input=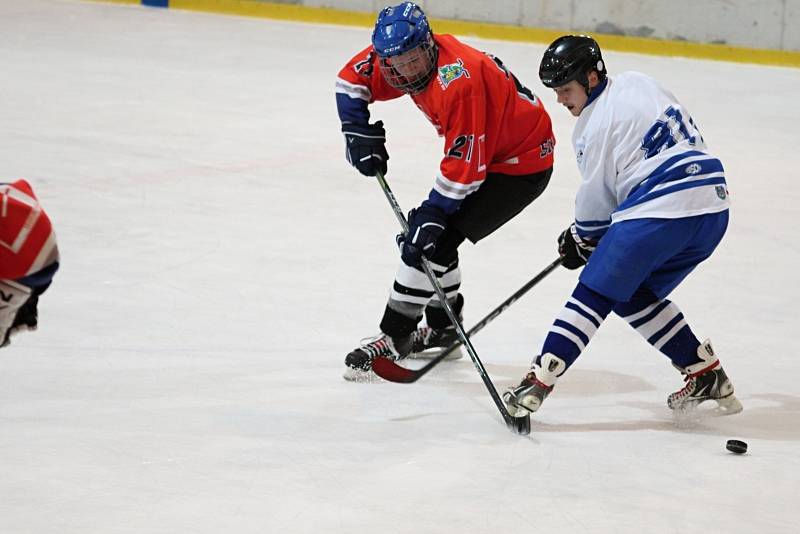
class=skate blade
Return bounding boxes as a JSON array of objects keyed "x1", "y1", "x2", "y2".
[
  {"x1": 672, "y1": 394, "x2": 743, "y2": 422},
  {"x1": 11, "y1": 324, "x2": 37, "y2": 335},
  {"x1": 503, "y1": 400, "x2": 526, "y2": 418},
  {"x1": 713, "y1": 394, "x2": 743, "y2": 415},
  {"x1": 505, "y1": 402, "x2": 538, "y2": 418},
  {"x1": 408, "y1": 346, "x2": 464, "y2": 361}
]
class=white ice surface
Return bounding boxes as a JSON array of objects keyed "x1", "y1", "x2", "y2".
[{"x1": 0, "y1": 1, "x2": 799, "y2": 533}]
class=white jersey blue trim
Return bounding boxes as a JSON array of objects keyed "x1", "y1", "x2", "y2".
[
  {"x1": 574, "y1": 218, "x2": 611, "y2": 240},
  {"x1": 571, "y1": 72, "x2": 730, "y2": 237}
]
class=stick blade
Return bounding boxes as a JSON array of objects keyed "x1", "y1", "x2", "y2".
[
  {"x1": 372, "y1": 356, "x2": 419, "y2": 383},
  {"x1": 508, "y1": 414, "x2": 531, "y2": 435}
]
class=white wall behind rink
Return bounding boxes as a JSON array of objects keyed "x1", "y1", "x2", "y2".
[{"x1": 272, "y1": 0, "x2": 800, "y2": 52}]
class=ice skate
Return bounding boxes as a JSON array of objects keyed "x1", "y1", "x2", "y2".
[
  {"x1": 2, "y1": 295, "x2": 39, "y2": 347},
  {"x1": 343, "y1": 333, "x2": 412, "y2": 381},
  {"x1": 408, "y1": 325, "x2": 463, "y2": 361},
  {"x1": 503, "y1": 353, "x2": 566, "y2": 416},
  {"x1": 0, "y1": 281, "x2": 35, "y2": 348},
  {"x1": 667, "y1": 339, "x2": 743, "y2": 416}
]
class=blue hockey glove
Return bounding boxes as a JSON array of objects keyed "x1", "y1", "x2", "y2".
[
  {"x1": 558, "y1": 223, "x2": 596, "y2": 270},
  {"x1": 397, "y1": 204, "x2": 447, "y2": 267},
  {"x1": 342, "y1": 121, "x2": 389, "y2": 177}
]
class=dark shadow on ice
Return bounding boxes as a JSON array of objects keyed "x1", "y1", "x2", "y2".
[
  {"x1": 417, "y1": 362, "x2": 800, "y2": 441},
  {"x1": 444, "y1": 363, "x2": 658, "y2": 396}
]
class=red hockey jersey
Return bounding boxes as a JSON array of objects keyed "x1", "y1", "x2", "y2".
[
  {"x1": 336, "y1": 34, "x2": 554, "y2": 213},
  {"x1": 0, "y1": 179, "x2": 59, "y2": 280}
]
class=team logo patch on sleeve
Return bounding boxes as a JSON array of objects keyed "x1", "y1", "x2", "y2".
[
  {"x1": 437, "y1": 59, "x2": 470, "y2": 90},
  {"x1": 685, "y1": 163, "x2": 701, "y2": 175}
]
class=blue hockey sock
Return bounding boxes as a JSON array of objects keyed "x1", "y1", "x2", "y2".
[
  {"x1": 659, "y1": 325, "x2": 702, "y2": 369},
  {"x1": 538, "y1": 282, "x2": 615, "y2": 368},
  {"x1": 614, "y1": 289, "x2": 701, "y2": 369}
]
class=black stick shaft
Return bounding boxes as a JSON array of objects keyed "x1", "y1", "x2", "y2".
[
  {"x1": 427, "y1": 256, "x2": 562, "y2": 365},
  {"x1": 373, "y1": 256, "x2": 562, "y2": 383},
  {"x1": 375, "y1": 171, "x2": 521, "y2": 430}
]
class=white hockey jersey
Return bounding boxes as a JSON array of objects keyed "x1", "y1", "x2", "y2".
[{"x1": 571, "y1": 72, "x2": 730, "y2": 241}]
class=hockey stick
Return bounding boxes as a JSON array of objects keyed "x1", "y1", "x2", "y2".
[
  {"x1": 373, "y1": 256, "x2": 563, "y2": 384},
  {"x1": 374, "y1": 170, "x2": 531, "y2": 436}
]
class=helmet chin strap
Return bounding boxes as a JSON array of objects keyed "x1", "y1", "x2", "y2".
[
  {"x1": 578, "y1": 59, "x2": 605, "y2": 96},
  {"x1": 578, "y1": 70, "x2": 593, "y2": 96}
]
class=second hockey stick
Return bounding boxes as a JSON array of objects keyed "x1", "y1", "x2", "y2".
[
  {"x1": 372, "y1": 256, "x2": 563, "y2": 384},
  {"x1": 374, "y1": 171, "x2": 531, "y2": 436}
]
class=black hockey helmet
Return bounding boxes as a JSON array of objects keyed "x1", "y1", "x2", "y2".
[{"x1": 539, "y1": 35, "x2": 606, "y2": 91}]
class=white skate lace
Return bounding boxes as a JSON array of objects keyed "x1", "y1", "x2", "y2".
[
  {"x1": 414, "y1": 326, "x2": 433, "y2": 347},
  {"x1": 511, "y1": 373, "x2": 552, "y2": 399},
  {"x1": 358, "y1": 334, "x2": 399, "y2": 358}
]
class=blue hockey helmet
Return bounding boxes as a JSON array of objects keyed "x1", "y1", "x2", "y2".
[
  {"x1": 539, "y1": 35, "x2": 606, "y2": 92},
  {"x1": 372, "y1": 2, "x2": 438, "y2": 94}
]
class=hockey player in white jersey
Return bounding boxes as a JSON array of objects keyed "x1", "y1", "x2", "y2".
[{"x1": 504, "y1": 35, "x2": 742, "y2": 417}]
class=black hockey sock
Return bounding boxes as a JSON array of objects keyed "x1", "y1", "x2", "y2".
[
  {"x1": 425, "y1": 293, "x2": 464, "y2": 330},
  {"x1": 379, "y1": 305, "x2": 420, "y2": 339}
]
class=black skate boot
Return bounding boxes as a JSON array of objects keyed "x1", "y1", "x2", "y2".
[
  {"x1": 343, "y1": 333, "x2": 412, "y2": 380},
  {"x1": 13, "y1": 294, "x2": 38, "y2": 331},
  {"x1": 0, "y1": 282, "x2": 36, "y2": 348},
  {"x1": 667, "y1": 339, "x2": 742, "y2": 415},
  {"x1": 411, "y1": 295, "x2": 464, "y2": 360},
  {"x1": 503, "y1": 354, "x2": 566, "y2": 416},
  {"x1": 409, "y1": 325, "x2": 463, "y2": 360},
  {"x1": 3, "y1": 295, "x2": 39, "y2": 347}
]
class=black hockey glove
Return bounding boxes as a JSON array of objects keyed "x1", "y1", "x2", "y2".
[
  {"x1": 342, "y1": 121, "x2": 389, "y2": 177},
  {"x1": 397, "y1": 204, "x2": 447, "y2": 267},
  {"x1": 558, "y1": 223, "x2": 597, "y2": 270}
]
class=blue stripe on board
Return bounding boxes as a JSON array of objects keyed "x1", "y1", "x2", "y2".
[{"x1": 143, "y1": 0, "x2": 169, "y2": 7}]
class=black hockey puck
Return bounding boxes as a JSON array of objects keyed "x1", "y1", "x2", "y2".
[{"x1": 726, "y1": 439, "x2": 747, "y2": 454}]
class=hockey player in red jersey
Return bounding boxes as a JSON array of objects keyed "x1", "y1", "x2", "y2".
[
  {"x1": 0, "y1": 179, "x2": 59, "y2": 348},
  {"x1": 336, "y1": 2, "x2": 555, "y2": 377}
]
